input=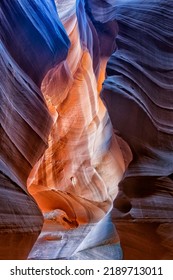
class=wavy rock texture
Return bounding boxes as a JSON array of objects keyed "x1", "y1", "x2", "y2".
[
  {"x1": 100, "y1": 0, "x2": 173, "y2": 259},
  {"x1": 0, "y1": 0, "x2": 70, "y2": 86},
  {"x1": 1, "y1": 0, "x2": 173, "y2": 260},
  {"x1": 28, "y1": 0, "x2": 126, "y2": 260},
  {"x1": 0, "y1": 41, "x2": 48, "y2": 259},
  {"x1": 0, "y1": 0, "x2": 67, "y2": 259}
]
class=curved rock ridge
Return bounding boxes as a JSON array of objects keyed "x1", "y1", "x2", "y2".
[
  {"x1": 0, "y1": 41, "x2": 53, "y2": 192},
  {"x1": 0, "y1": 0, "x2": 68, "y2": 259},
  {"x1": 101, "y1": 0, "x2": 173, "y2": 177},
  {"x1": 28, "y1": 0, "x2": 126, "y2": 229},
  {"x1": 85, "y1": 0, "x2": 118, "y2": 23},
  {"x1": 0, "y1": 40, "x2": 54, "y2": 258},
  {"x1": 27, "y1": 0, "x2": 127, "y2": 259},
  {"x1": 0, "y1": 172, "x2": 43, "y2": 259},
  {"x1": 100, "y1": 0, "x2": 173, "y2": 259},
  {"x1": 0, "y1": 0, "x2": 70, "y2": 86},
  {"x1": 1, "y1": 0, "x2": 173, "y2": 260}
]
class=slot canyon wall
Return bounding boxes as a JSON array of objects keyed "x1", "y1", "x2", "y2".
[{"x1": 0, "y1": 0, "x2": 173, "y2": 259}]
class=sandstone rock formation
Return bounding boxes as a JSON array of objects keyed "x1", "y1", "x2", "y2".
[
  {"x1": 0, "y1": 0, "x2": 173, "y2": 260},
  {"x1": 100, "y1": 0, "x2": 173, "y2": 259},
  {"x1": 0, "y1": 41, "x2": 47, "y2": 259},
  {"x1": 0, "y1": 0, "x2": 67, "y2": 259},
  {"x1": 28, "y1": 0, "x2": 126, "y2": 259}
]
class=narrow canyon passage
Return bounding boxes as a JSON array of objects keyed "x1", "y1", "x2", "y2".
[{"x1": 0, "y1": 0, "x2": 173, "y2": 259}]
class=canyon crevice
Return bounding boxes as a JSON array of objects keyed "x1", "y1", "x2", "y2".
[{"x1": 0, "y1": 0, "x2": 173, "y2": 259}]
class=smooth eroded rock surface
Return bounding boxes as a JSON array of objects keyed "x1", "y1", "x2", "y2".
[
  {"x1": 101, "y1": 0, "x2": 173, "y2": 259},
  {"x1": 1, "y1": 0, "x2": 173, "y2": 259}
]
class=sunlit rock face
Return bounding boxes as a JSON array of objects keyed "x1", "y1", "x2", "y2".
[
  {"x1": 100, "y1": 0, "x2": 173, "y2": 259},
  {"x1": 1, "y1": 0, "x2": 173, "y2": 260},
  {"x1": 28, "y1": 0, "x2": 126, "y2": 259},
  {"x1": 0, "y1": 0, "x2": 127, "y2": 260}
]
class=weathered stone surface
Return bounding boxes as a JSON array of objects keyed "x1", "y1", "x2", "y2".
[
  {"x1": 0, "y1": 172, "x2": 43, "y2": 259},
  {"x1": 1, "y1": 0, "x2": 173, "y2": 260},
  {"x1": 0, "y1": 0, "x2": 70, "y2": 86},
  {"x1": 101, "y1": 0, "x2": 173, "y2": 259},
  {"x1": 0, "y1": 0, "x2": 126, "y2": 259},
  {"x1": 0, "y1": 41, "x2": 50, "y2": 259},
  {"x1": 28, "y1": 0, "x2": 126, "y2": 259},
  {"x1": 0, "y1": 0, "x2": 68, "y2": 259}
]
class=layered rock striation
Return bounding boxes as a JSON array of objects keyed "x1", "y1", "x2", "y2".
[
  {"x1": 0, "y1": 41, "x2": 47, "y2": 259},
  {"x1": 0, "y1": 0, "x2": 68, "y2": 259},
  {"x1": 28, "y1": 0, "x2": 126, "y2": 259},
  {"x1": 0, "y1": 0, "x2": 173, "y2": 260},
  {"x1": 100, "y1": 0, "x2": 173, "y2": 259}
]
